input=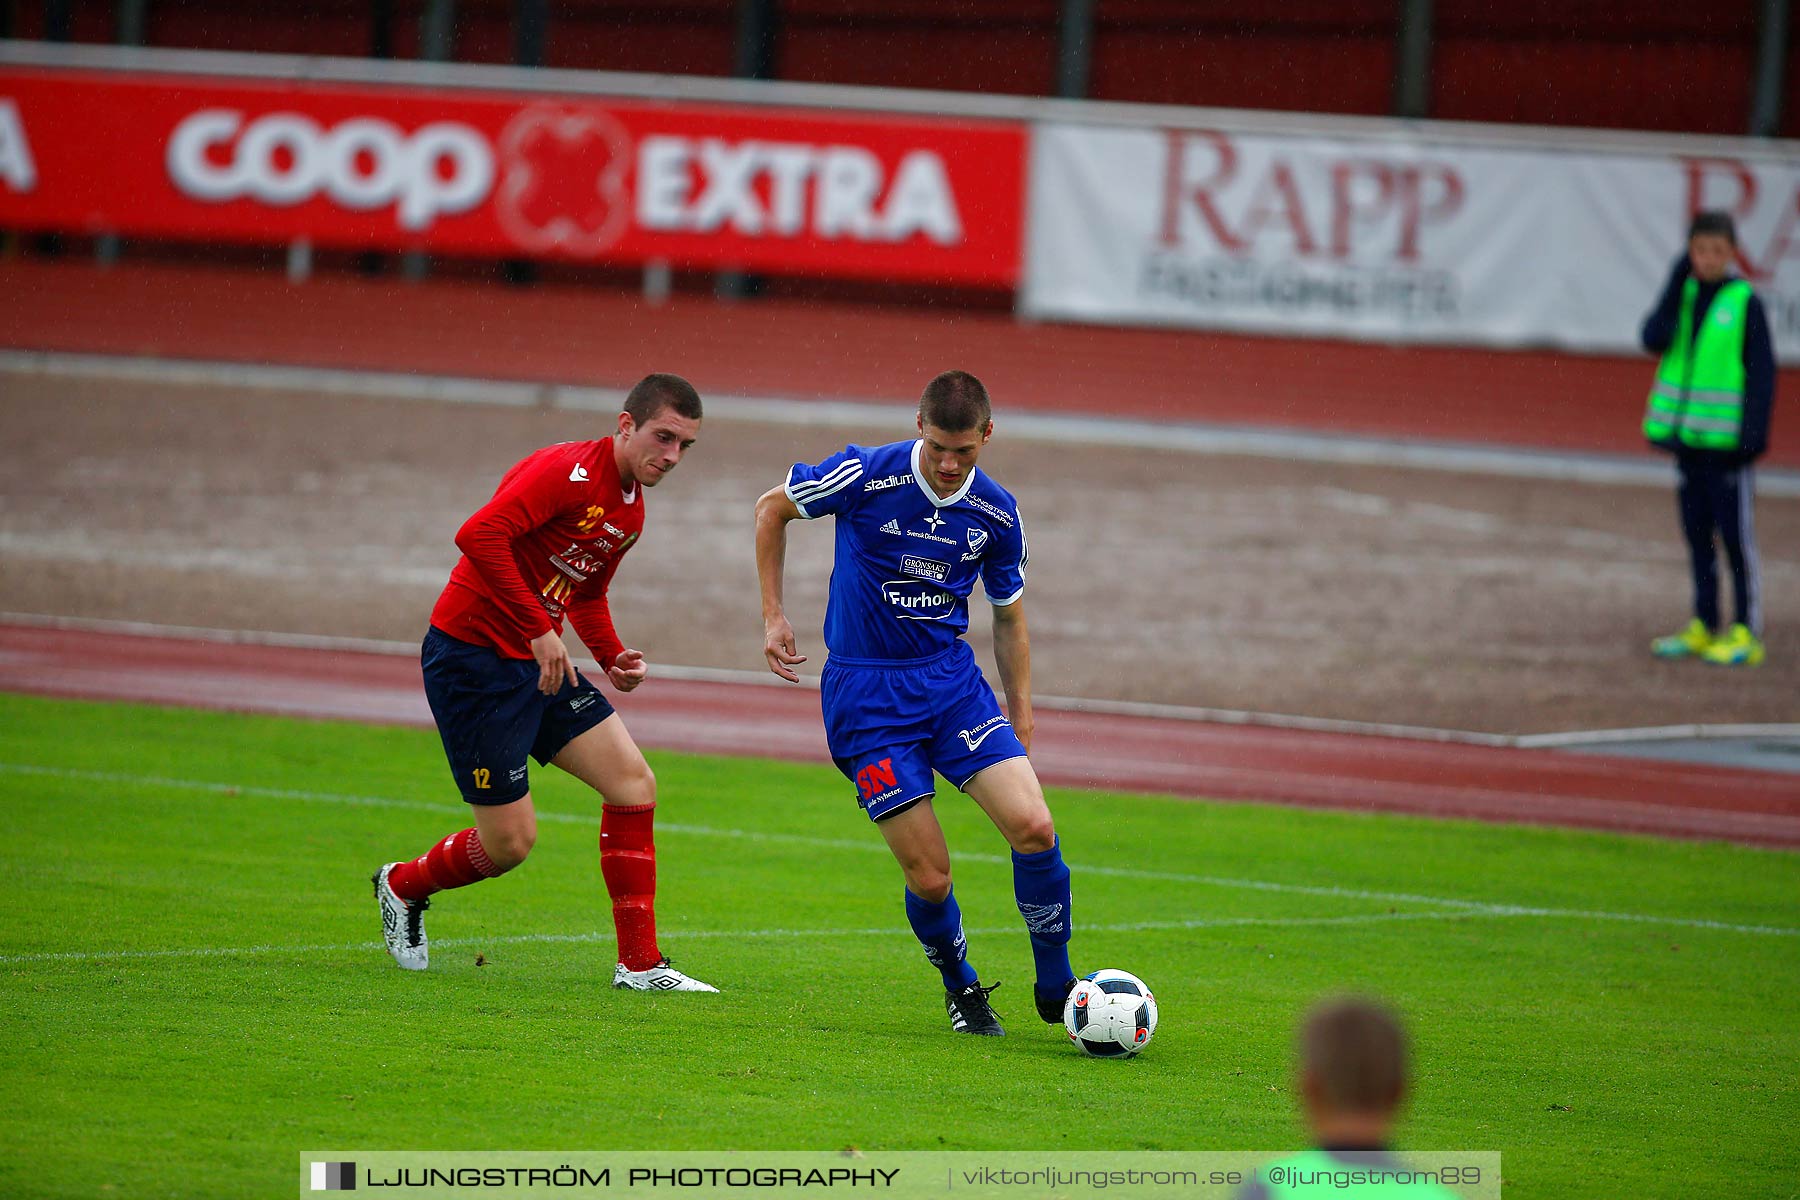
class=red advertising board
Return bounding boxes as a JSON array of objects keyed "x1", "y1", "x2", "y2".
[{"x1": 0, "y1": 67, "x2": 1024, "y2": 285}]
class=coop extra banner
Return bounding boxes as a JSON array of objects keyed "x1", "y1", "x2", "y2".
[
  {"x1": 1023, "y1": 123, "x2": 1800, "y2": 362},
  {"x1": 0, "y1": 66, "x2": 1024, "y2": 285}
]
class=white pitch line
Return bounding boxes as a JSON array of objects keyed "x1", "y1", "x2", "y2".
[
  {"x1": 3, "y1": 761, "x2": 1794, "y2": 940},
  {"x1": 0, "y1": 762, "x2": 1628, "y2": 915},
  {"x1": 0, "y1": 910, "x2": 1469, "y2": 967}
]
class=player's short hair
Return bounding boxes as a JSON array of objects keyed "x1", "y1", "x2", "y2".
[
  {"x1": 625, "y1": 373, "x2": 703, "y2": 424},
  {"x1": 1301, "y1": 997, "x2": 1408, "y2": 1115},
  {"x1": 918, "y1": 370, "x2": 991, "y2": 433},
  {"x1": 1689, "y1": 211, "x2": 1738, "y2": 245}
]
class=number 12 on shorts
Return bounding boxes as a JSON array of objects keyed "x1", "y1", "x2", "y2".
[{"x1": 471, "y1": 767, "x2": 491, "y2": 790}]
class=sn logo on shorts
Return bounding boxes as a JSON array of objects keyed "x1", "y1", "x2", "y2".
[{"x1": 856, "y1": 757, "x2": 899, "y2": 801}]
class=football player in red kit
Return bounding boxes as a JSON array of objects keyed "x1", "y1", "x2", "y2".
[{"x1": 374, "y1": 373, "x2": 716, "y2": 992}]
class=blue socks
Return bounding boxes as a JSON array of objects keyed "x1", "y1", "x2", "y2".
[
  {"x1": 1013, "y1": 836, "x2": 1074, "y2": 999},
  {"x1": 905, "y1": 886, "x2": 978, "y2": 990},
  {"x1": 906, "y1": 838, "x2": 1073, "y2": 997}
]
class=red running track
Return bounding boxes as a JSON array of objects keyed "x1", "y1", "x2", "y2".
[
  {"x1": 4, "y1": 259, "x2": 1797, "y2": 465},
  {"x1": 4, "y1": 625, "x2": 1797, "y2": 848}
]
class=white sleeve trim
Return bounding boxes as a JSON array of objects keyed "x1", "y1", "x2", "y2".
[
  {"x1": 785, "y1": 459, "x2": 862, "y2": 519},
  {"x1": 783, "y1": 478, "x2": 814, "y2": 519},
  {"x1": 984, "y1": 510, "x2": 1026, "y2": 606}
]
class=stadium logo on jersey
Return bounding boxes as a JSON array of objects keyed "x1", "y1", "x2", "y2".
[
  {"x1": 965, "y1": 528, "x2": 989, "y2": 555},
  {"x1": 864, "y1": 473, "x2": 912, "y2": 492},
  {"x1": 880, "y1": 519, "x2": 903, "y2": 536},
  {"x1": 881, "y1": 579, "x2": 956, "y2": 620},
  {"x1": 967, "y1": 495, "x2": 1015, "y2": 528},
  {"x1": 901, "y1": 555, "x2": 950, "y2": 583}
]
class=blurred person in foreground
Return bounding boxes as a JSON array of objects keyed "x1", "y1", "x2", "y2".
[
  {"x1": 754, "y1": 370, "x2": 1076, "y2": 1038},
  {"x1": 372, "y1": 373, "x2": 718, "y2": 992},
  {"x1": 1641, "y1": 210, "x2": 1776, "y2": 667},
  {"x1": 1239, "y1": 997, "x2": 1461, "y2": 1199}
]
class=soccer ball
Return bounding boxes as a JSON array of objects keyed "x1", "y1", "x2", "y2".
[{"x1": 1063, "y1": 969, "x2": 1158, "y2": 1058}]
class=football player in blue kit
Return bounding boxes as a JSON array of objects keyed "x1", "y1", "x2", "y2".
[{"x1": 754, "y1": 370, "x2": 1076, "y2": 1038}]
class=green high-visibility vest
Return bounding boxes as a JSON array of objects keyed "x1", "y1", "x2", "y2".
[
  {"x1": 1253, "y1": 1150, "x2": 1462, "y2": 1198},
  {"x1": 1643, "y1": 277, "x2": 1751, "y2": 452}
]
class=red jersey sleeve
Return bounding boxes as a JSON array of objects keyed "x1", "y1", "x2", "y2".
[
  {"x1": 452, "y1": 452, "x2": 578, "y2": 644},
  {"x1": 565, "y1": 542, "x2": 631, "y2": 670}
]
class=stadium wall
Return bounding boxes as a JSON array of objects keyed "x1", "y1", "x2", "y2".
[
  {"x1": 3, "y1": 41, "x2": 1799, "y2": 360},
  {"x1": 4, "y1": 1, "x2": 1791, "y2": 135}
]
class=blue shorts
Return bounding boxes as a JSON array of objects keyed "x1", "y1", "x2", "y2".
[
  {"x1": 420, "y1": 625, "x2": 616, "y2": 805},
  {"x1": 821, "y1": 640, "x2": 1028, "y2": 822}
]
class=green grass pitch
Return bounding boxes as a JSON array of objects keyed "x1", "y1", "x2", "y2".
[{"x1": 1, "y1": 693, "x2": 1796, "y2": 1199}]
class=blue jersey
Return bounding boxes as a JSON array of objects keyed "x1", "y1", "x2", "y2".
[{"x1": 785, "y1": 439, "x2": 1028, "y2": 662}]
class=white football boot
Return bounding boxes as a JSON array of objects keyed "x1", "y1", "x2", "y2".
[
  {"x1": 612, "y1": 958, "x2": 719, "y2": 992},
  {"x1": 373, "y1": 863, "x2": 430, "y2": 971}
]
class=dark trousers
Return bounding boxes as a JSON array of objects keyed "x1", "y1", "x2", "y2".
[{"x1": 1675, "y1": 456, "x2": 1760, "y2": 633}]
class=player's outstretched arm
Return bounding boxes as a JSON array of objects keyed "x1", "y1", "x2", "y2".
[
  {"x1": 754, "y1": 485, "x2": 809, "y2": 683},
  {"x1": 991, "y1": 598, "x2": 1035, "y2": 753}
]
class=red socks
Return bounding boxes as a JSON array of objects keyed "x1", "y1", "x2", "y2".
[
  {"x1": 386, "y1": 827, "x2": 501, "y2": 902},
  {"x1": 600, "y1": 801, "x2": 661, "y2": 970},
  {"x1": 385, "y1": 810, "x2": 660, "y2": 971}
]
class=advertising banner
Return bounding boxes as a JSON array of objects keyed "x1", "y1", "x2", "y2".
[
  {"x1": 1024, "y1": 123, "x2": 1800, "y2": 361},
  {"x1": 0, "y1": 67, "x2": 1024, "y2": 285}
]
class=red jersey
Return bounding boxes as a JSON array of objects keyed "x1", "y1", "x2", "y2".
[{"x1": 430, "y1": 438, "x2": 641, "y2": 665}]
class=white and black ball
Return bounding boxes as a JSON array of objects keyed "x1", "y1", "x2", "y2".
[{"x1": 1063, "y1": 969, "x2": 1158, "y2": 1058}]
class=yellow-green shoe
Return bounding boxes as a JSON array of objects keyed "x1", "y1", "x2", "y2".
[
  {"x1": 1650, "y1": 619, "x2": 1714, "y2": 659},
  {"x1": 1700, "y1": 623, "x2": 1766, "y2": 667}
]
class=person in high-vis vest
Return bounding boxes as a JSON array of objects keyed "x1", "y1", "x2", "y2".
[
  {"x1": 1237, "y1": 998, "x2": 1460, "y2": 1199},
  {"x1": 1640, "y1": 211, "x2": 1775, "y2": 667}
]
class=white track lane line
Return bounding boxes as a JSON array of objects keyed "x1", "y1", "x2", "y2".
[
  {"x1": 3, "y1": 761, "x2": 1794, "y2": 943},
  {"x1": 11, "y1": 611, "x2": 1800, "y2": 749},
  {"x1": 8, "y1": 348, "x2": 1800, "y2": 497}
]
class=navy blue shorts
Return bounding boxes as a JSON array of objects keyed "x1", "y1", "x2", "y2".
[
  {"x1": 821, "y1": 640, "x2": 1028, "y2": 822},
  {"x1": 420, "y1": 626, "x2": 617, "y2": 805}
]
